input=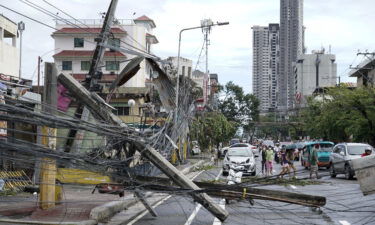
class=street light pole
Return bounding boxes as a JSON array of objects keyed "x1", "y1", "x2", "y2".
[
  {"x1": 175, "y1": 21, "x2": 229, "y2": 121},
  {"x1": 18, "y1": 21, "x2": 25, "y2": 79}
]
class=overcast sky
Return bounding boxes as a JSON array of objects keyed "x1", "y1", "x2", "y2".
[{"x1": 1, "y1": 0, "x2": 375, "y2": 93}]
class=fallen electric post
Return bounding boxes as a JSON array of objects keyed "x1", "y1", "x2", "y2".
[
  {"x1": 95, "y1": 176, "x2": 326, "y2": 208},
  {"x1": 57, "y1": 70, "x2": 229, "y2": 221}
]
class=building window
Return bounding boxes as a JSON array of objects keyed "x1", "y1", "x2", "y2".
[
  {"x1": 182, "y1": 66, "x2": 185, "y2": 76},
  {"x1": 113, "y1": 107, "x2": 130, "y2": 116},
  {"x1": 62, "y1": 61, "x2": 72, "y2": 70},
  {"x1": 108, "y1": 38, "x2": 120, "y2": 50},
  {"x1": 81, "y1": 61, "x2": 91, "y2": 71},
  {"x1": 106, "y1": 61, "x2": 119, "y2": 71},
  {"x1": 74, "y1": 38, "x2": 84, "y2": 48}
]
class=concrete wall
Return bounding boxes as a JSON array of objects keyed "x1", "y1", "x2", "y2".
[
  {"x1": 0, "y1": 15, "x2": 19, "y2": 77},
  {"x1": 295, "y1": 52, "x2": 337, "y2": 104}
]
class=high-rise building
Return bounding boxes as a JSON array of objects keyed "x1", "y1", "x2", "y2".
[
  {"x1": 252, "y1": 24, "x2": 279, "y2": 113},
  {"x1": 279, "y1": 0, "x2": 304, "y2": 110}
]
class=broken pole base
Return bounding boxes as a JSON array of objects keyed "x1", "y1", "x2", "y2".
[{"x1": 139, "y1": 144, "x2": 229, "y2": 222}]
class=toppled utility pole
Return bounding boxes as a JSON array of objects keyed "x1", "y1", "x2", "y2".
[
  {"x1": 65, "y1": 0, "x2": 119, "y2": 153},
  {"x1": 58, "y1": 71, "x2": 229, "y2": 221}
]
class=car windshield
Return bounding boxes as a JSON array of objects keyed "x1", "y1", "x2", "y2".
[
  {"x1": 348, "y1": 145, "x2": 372, "y2": 155},
  {"x1": 230, "y1": 144, "x2": 248, "y2": 148},
  {"x1": 317, "y1": 143, "x2": 334, "y2": 152},
  {"x1": 230, "y1": 139, "x2": 240, "y2": 145},
  {"x1": 228, "y1": 149, "x2": 252, "y2": 157}
]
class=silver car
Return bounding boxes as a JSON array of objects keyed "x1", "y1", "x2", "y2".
[
  {"x1": 223, "y1": 148, "x2": 256, "y2": 176},
  {"x1": 330, "y1": 143, "x2": 373, "y2": 179}
]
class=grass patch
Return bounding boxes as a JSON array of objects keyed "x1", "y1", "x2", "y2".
[
  {"x1": 0, "y1": 190, "x2": 17, "y2": 196},
  {"x1": 193, "y1": 164, "x2": 215, "y2": 172},
  {"x1": 241, "y1": 176, "x2": 322, "y2": 186},
  {"x1": 200, "y1": 176, "x2": 322, "y2": 187}
]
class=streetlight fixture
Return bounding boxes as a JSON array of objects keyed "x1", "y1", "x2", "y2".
[
  {"x1": 18, "y1": 21, "x2": 25, "y2": 79},
  {"x1": 175, "y1": 20, "x2": 229, "y2": 119}
]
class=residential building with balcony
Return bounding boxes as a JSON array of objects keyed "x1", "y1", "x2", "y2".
[{"x1": 52, "y1": 15, "x2": 158, "y2": 126}]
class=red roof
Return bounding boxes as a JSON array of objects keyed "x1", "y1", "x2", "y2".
[
  {"x1": 146, "y1": 33, "x2": 159, "y2": 44},
  {"x1": 53, "y1": 27, "x2": 126, "y2": 34},
  {"x1": 53, "y1": 50, "x2": 126, "y2": 58},
  {"x1": 135, "y1": 15, "x2": 153, "y2": 21},
  {"x1": 134, "y1": 15, "x2": 156, "y2": 28}
]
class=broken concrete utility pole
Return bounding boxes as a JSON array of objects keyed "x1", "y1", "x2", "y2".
[
  {"x1": 39, "y1": 62, "x2": 58, "y2": 209},
  {"x1": 65, "y1": 0, "x2": 119, "y2": 153},
  {"x1": 58, "y1": 71, "x2": 229, "y2": 221}
]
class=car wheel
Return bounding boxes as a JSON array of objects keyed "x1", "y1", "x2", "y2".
[
  {"x1": 344, "y1": 164, "x2": 353, "y2": 180},
  {"x1": 222, "y1": 171, "x2": 228, "y2": 176},
  {"x1": 251, "y1": 169, "x2": 256, "y2": 176},
  {"x1": 329, "y1": 164, "x2": 336, "y2": 178}
]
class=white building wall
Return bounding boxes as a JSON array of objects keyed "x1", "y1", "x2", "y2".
[
  {"x1": 0, "y1": 15, "x2": 19, "y2": 77},
  {"x1": 53, "y1": 19, "x2": 156, "y2": 88},
  {"x1": 295, "y1": 52, "x2": 337, "y2": 104},
  {"x1": 165, "y1": 56, "x2": 193, "y2": 77}
]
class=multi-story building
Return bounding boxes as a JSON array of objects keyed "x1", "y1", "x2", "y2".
[
  {"x1": 279, "y1": 0, "x2": 304, "y2": 110},
  {"x1": 192, "y1": 69, "x2": 205, "y2": 90},
  {"x1": 252, "y1": 24, "x2": 279, "y2": 113},
  {"x1": 294, "y1": 49, "x2": 337, "y2": 106},
  {"x1": 164, "y1": 56, "x2": 193, "y2": 78},
  {"x1": 349, "y1": 57, "x2": 375, "y2": 88},
  {"x1": 52, "y1": 15, "x2": 158, "y2": 123},
  {"x1": 0, "y1": 14, "x2": 19, "y2": 78}
]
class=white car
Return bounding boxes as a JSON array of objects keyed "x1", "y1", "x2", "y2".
[
  {"x1": 223, "y1": 148, "x2": 256, "y2": 176},
  {"x1": 191, "y1": 145, "x2": 201, "y2": 155},
  {"x1": 229, "y1": 143, "x2": 259, "y2": 158}
]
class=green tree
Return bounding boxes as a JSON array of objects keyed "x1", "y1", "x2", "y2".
[
  {"x1": 218, "y1": 81, "x2": 260, "y2": 141},
  {"x1": 304, "y1": 86, "x2": 375, "y2": 145},
  {"x1": 190, "y1": 112, "x2": 237, "y2": 150}
]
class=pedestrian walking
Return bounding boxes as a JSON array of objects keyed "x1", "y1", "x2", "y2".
[
  {"x1": 261, "y1": 146, "x2": 267, "y2": 174},
  {"x1": 274, "y1": 143, "x2": 281, "y2": 163},
  {"x1": 286, "y1": 149, "x2": 296, "y2": 178},
  {"x1": 309, "y1": 144, "x2": 320, "y2": 179},
  {"x1": 265, "y1": 147, "x2": 274, "y2": 176},
  {"x1": 278, "y1": 148, "x2": 290, "y2": 179}
]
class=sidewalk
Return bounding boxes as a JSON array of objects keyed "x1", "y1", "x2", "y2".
[{"x1": 0, "y1": 159, "x2": 207, "y2": 224}]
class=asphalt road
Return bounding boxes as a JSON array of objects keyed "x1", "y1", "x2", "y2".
[{"x1": 127, "y1": 157, "x2": 375, "y2": 225}]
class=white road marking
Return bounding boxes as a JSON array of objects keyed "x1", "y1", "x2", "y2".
[
  {"x1": 339, "y1": 221, "x2": 351, "y2": 225},
  {"x1": 184, "y1": 203, "x2": 202, "y2": 225},
  {"x1": 289, "y1": 185, "x2": 297, "y2": 189},
  {"x1": 127, "y1": 170, "x2": 204, "y2": 225},
  {"x1": 184, "y1": 168, "x2": 223, "y2": 225}
]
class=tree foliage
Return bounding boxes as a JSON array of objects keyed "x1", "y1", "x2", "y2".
[
  {"x1": 218, "y1": 81, "x2": 260, "y2": 136},
  {"x1": 190, "y1": 112, "x2": 237, "y2": 150},
  {"x1": 303, "y1": 86, "x2": 375, "y2": 145}
]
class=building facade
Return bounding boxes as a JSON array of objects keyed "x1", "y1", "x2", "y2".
[
  {"x1": 279, "y1": 0, "x2": 304, "y2": 110},
  {"x1": 164, "y1": 56, "x2": 193, "y2": 78},
  {"x1": 0, "y1": 15, "x2": 19, "y2": 78},
  {"x1": 252, "y1": 24, "x2": 279, "y2": 113},
  {"x1": 52, "y1": 15, "x2": 158, "y2": 123},
  {"x1": 294, "y1": 50, "x2": 337, "y2": 106},
  {"x1": 52, "y1": 15, "x2": 158, "y2": 88}
]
